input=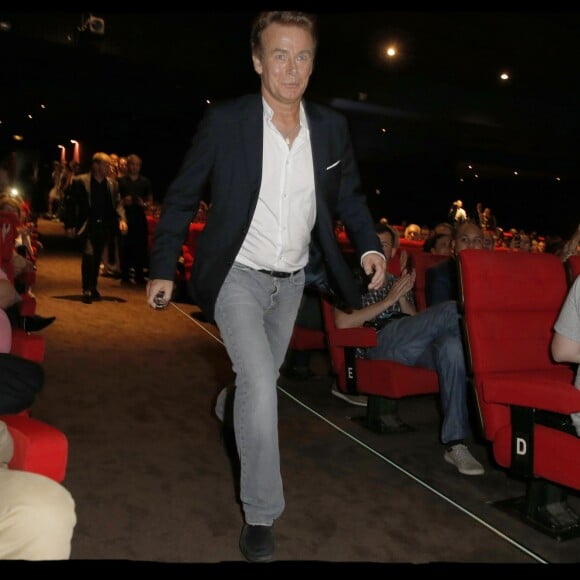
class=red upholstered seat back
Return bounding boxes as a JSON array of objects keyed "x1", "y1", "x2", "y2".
[
  {"x1": 321, "y1": 297, "x2": 376, "y2": 393},
  {"x1": 321, "y1": 297, "x2": 348, "y2": 392},
  {"x1": 458, "y1": 250, "x2": 569, "y2": 439},
  {"x1": 178, "y1": 222, "x2": 206, "y2": 282},
  {"x1": 288, "y1": 326, "x2": 326, "y2": 351},
  {"x1": 146, "y1": 215, "x2": 157, "y2": 253},
  {"x1": 399, "y1": 238, "x2": 424, "y2": 252},
  {"x1": 185, "y1": 222, "x2": 205, "y2": 257},
  {"x1": 321, "y1": 296, "x2": 439, "y2": 398},
  {"x1": 387, "y1": 249, "x2": 401, "y2": 276},
  {"x1": 3, "y1": 414, "x2": 68, "y2": 482}
]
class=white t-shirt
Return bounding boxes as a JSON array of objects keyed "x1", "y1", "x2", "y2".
[
  {"x1": 554, "y1": 275, "x2": 580, "y2": 434},
  {"x1": 554, "y1": 275, "x2": 580, "y2": 389}
]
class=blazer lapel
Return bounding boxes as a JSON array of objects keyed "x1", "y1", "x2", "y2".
[
  {"x1": 82, "y1": 174, "x2": 92, "y2": 206},
  {"x1": 305, "y1": 103, "x2": 329, "y2": 206},
  {"x1": 241, "y1": 98, "x2": 264, "y2": 197}
]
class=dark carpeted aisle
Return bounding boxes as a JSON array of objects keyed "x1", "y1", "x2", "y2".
[{"x1": 26, "y1": 218, "x2": 580, "y2": 566}]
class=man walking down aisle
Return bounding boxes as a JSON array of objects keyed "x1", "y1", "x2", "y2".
[{"x1": 146, "y1": 11, "x2": 385, "y2": 562}]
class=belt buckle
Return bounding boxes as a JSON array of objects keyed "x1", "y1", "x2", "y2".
[{"x1": 257, "y1": 268, "x2": 300, "y2": 278}]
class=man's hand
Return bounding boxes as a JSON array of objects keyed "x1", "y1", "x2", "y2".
[
  {"x1": 65, "y1": 227, "x2": 76, "y2": 239},
  {"x1": 362, "y1": 253, "x2": 387, "y2": 290},
  {"x1": 387, "y1": 270, "x2": 415, "y2": 303},
  {"x1": 146, "y1": 279, "x2": 175, "y2": 310}
]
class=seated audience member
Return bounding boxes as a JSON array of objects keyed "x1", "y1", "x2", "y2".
[
  {"x1": 481, "y1": 207, "x2": 496, "y2": 231},
  {"x1": 551, "y1": 274, "x2": 580, "y2": 437},
  {"x1": 517, "y1": 232, "x2": 532, "y2": 253},
  {"x1": 422, "y1": 233, "x2": 451, "y2": 256},
  {"x1": 117, "y1": 153, "x2": 153, "y2": 285},
  {"x1": 0, "y1": 195, "x2": 37, "y2": 285},
  {"x1": 0, "y1": 420, "x2": 76, "y2": 560},
  {"x1": 433, "y1": 222, "x2": 454, "y2": 237},
  {"x1": 0, "y1": 314, "x2": 72, "y2": 559},
  {"x1": 403, "y1": 223, "x2": 421, "y2": 241},
  {"x1": 482, "y1": 229, "x2": 495, "y2": 252},
  {"x1": 508, "y1": 229, "x2": 532, "y2": 253},
  {"x1": 0, "y1": 265, "x2": 55, "y2": 332},
  {"x1": 560, "y1": 223, "x2": 580, "y2": 263},
  {"x1": 332, "y1": 223, "x2": 484, "y2": 476},
  {"x1": 0, "y1": 309, "x2": 11, "y2": 353},
  {"x1": 420, "y1": 224, "x2": 432, "y2": 240},
  {"x1": 425, "y1": 222, "x2": 484, "y2": 307}
]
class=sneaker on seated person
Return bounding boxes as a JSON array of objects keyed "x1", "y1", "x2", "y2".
[
  {"x1": 330, "y1": 384, "x2": 368, "y2": 407},
  {"x1": 444, "y1": 443, "x2": 485, "y2": 476}
]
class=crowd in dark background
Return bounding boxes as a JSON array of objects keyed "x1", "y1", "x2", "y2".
[{"x1": 2, "y1": 11, "x2": 580, "y2": 239}]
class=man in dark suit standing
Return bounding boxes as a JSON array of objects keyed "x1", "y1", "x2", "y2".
[
  {"x1": 64, "y1": 152, "x2": 127, "y2": 304},
  {"x1": 146, "y1": 11, "x2": 386, "y2": 562}
]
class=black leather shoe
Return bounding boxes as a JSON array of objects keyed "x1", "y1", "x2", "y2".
[
  {"x1": 21, "y1": 315, "x2": 56, "y2": 332},
  {"x1": 239, "y1": 524, "x2": 274, "y2": 563},
  {"x1": 82, "y1": 290, "x2": 92, "y2": 304},
  {"x1": 91, "y1": 289, "x2": 102, "y2": 301}
]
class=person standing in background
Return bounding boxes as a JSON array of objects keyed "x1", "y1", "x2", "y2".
[
  {"x1": 146, "y1": 11, "x2": 385, "y2": 562},
  {"x1": 448, "y1": 199, "x2": 467, "y2": 225},
  {"x1": 117, "y1": 154, "x2": 153, "y2": 285},
  {"x1": 64, "y1": 152, "x2": 127, "y2": 304},
  {"x1": 99, "y1": 154, "x2": 123, "y2": 279}
]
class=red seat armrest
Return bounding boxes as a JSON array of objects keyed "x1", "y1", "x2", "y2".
[
  {"x1": 2, "y1": 414, "x2": 68, "y2": 482},
  {"x1": 484, "y1": 375, "x2": 580, "y2": 415},
  {"x1": 331, "y1": 327, "x2": 377, "y2": 348}
]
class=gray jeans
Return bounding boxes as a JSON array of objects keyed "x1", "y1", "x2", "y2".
[{"x1": 214, "y1": 262, "x2": 305, "y2": 525}]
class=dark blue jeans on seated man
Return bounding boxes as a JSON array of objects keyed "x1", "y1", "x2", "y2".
[{"x1": 365, "y1": 300, "x2": 468, "y2": 445}]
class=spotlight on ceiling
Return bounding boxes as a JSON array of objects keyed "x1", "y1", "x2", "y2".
[
  {"x1": 79, "y1": 14, "x2": 105, "y2": 36},
  {"x1": 87, "y1": 15, "x2": 105, "y2": 35}
]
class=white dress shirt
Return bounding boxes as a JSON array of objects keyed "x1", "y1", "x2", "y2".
[{"x1": 235, "y1": 99, "x2": 315, "y2": 273}]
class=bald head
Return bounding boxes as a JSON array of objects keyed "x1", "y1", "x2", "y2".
[{"x1": 452, "y1": 222, "x2": 483, "y2": 257}]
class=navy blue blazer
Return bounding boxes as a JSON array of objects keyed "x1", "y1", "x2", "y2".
[{"x1": 149, "y1": 93, "x2": 382, "y2": 321}]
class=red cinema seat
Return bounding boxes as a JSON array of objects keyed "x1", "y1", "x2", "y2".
[
  {"x1": 458, "y1": 249, "x2": 580, "y2": 540},
  {"x1": 2, "y1": 413, "x2": 68, "y2": 483},
  {"x1": 321, "y1": 296, "x2": 439, "y2": 433},
  {"x1": 412, "y1": 252, "x2": 448, "y2": 312}
]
